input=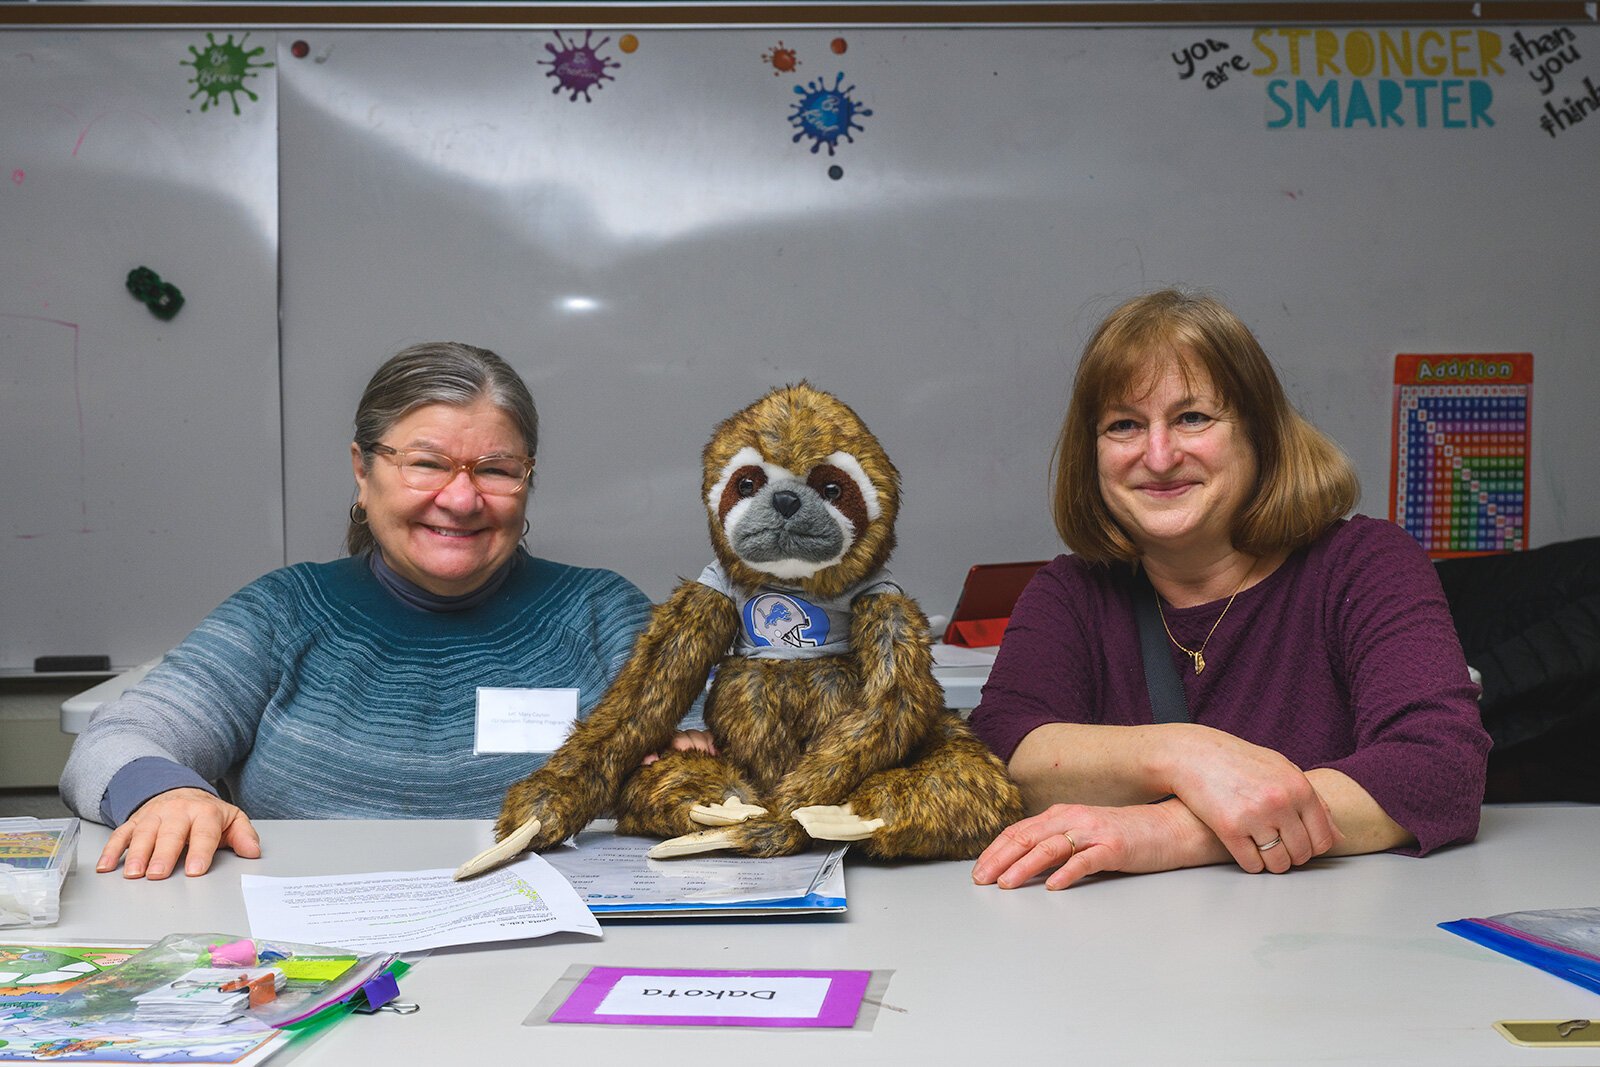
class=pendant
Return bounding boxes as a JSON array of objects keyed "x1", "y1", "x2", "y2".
[{"x1": 1192, "y1": 651, "x2": 1206, "y2": 674}]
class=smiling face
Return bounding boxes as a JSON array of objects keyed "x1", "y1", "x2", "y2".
[
  {"x1": 351, "y1": 398, "x2": 529, "y2": 596},
  {"x1": 1095, "y1": 356, "x2": 1257, "y2": 564}
]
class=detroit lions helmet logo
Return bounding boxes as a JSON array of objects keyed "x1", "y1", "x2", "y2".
[{"x1": 744, "y1": 591, "x2": 828, "y2": 650}]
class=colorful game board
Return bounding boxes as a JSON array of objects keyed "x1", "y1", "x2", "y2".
[
  {"x1": 1391, "y1": 354, "x2": 1532, "y2": 557},
  {"x1": 0, "y1": 944, "x2": 142, "y2": 1000}
]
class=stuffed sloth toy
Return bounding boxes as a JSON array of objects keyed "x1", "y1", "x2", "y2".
[{"x1": 457, "y1": 383, "x2": 1021, "y2": 877}]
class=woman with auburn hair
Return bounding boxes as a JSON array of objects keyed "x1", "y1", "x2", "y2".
[{"x1": 970, "y1": 289, "x2": 1489, "y2": 891}]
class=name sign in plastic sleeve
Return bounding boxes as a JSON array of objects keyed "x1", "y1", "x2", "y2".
[{"x1": 548, "y1": 966, "x2": 871, "y2": 1028}]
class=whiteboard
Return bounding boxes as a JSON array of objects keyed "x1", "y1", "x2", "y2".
[
  {"x1": 0, "y1": 31, "x2": 282, "y2": 672},
  {"x1": 3, "y1": 19, "x2": 1598, "y2": 672},
  {"x1": 277, "y1": 24, "x2": 1600, "y2": 611}
]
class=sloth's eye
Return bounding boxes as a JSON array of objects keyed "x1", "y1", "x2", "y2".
[
  {"x1": 820, "y1": 482, "x2": 843, "y2": 502},
  {"x1": 726, "y1": 465, "x2": 767, "y2": 505}
]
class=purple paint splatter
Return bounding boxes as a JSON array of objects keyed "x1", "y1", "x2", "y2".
[{"x1": 540, "y1": 31, "x2": 619, "y2": 102}]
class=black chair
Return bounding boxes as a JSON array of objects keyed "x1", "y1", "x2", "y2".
[{"x1": 1434, "y1": 536, "x2": 1600, "y2": 802}]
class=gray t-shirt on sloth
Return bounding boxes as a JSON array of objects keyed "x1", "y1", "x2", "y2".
[{"x1": 697, "y1": 560, "x2": 901, "y2": 660}]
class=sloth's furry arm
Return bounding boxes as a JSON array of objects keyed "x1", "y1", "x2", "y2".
[
  {"x1": 492, "y1": 580, "x2": 740, "y2": 847},
  {"x1": 766, "y1": 590, "x2": 944, "y2": 813}
]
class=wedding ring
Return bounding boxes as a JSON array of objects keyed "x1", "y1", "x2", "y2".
[
  {"x1": 1060, "y1": 830, "x2": 1078, "y2": 857},
  {"x1": 1256, "y1": 835, "x2": 1283, "y2": 852}
]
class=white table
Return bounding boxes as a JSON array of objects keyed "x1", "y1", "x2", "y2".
[{"x1": 37, "y1": 806, "x2": 1600, "y2": 1064}]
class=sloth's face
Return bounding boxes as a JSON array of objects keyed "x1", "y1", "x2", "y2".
[{"x1": 706, "y1": 446, "x2": 881, "y2": 582}]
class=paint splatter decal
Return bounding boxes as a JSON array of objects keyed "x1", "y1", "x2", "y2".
[
  {"x1": 764, "y1": 41, "x2": 800, "y2": 75},
  {"x1": 541, "y1": 31, "x2": 620, "y2": 102},
  {"x1": 181, "y1": 32, "x2": 274, "y2": 115},
  {"x1": 789, "y1": 72, "x2": 872, "y2": 155}
]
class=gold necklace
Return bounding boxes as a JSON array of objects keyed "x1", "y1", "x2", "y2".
[{"x1": 1155, "y1": 562, "x2": 1255, "y2": 675}]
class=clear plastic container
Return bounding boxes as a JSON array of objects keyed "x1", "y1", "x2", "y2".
[{"x1": 0, "y1": 816, "x2": 79, "y2": 927}]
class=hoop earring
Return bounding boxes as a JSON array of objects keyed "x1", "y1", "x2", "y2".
[
  {"x1": 521, "y1": 518, "x2": 531, "y2": 540},
  {"x1": 350, "y1": 503, "x2": 368, "y2": 526}
]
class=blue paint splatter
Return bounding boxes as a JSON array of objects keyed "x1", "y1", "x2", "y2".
[
  {"x1": 540, "y1": 30, "x2": 618, "y2": 102},
  {"x1": 789, "y1": 72, "x2": 872, "y2": 155}
]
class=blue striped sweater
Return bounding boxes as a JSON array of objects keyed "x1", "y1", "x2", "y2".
[{"x1": 60, "y1": 550, "x2": 655, "y2": 823}]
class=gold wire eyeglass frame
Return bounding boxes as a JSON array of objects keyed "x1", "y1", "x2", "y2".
[{"x1": 365, "y1": 442, "x2": 533, "y2": 496}]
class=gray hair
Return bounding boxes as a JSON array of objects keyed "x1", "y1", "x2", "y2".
[{"x1": 347, "y1": 342, "x2": 538, "y2": 556}]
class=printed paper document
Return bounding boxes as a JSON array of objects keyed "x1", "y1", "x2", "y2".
[{"x1": 242, "y1": 853, "x2": 600, "y2": 952}]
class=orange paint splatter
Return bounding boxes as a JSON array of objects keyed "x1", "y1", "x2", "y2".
[
  {"x1": 830, "y1": 37, "x2": 848, "y2": 55},
  {"x1": 619, "y1": 34, "x2": 639, "y2": 54},
  {"x1": 763, "y1": 41, "x2": 800, "y2": 75}
]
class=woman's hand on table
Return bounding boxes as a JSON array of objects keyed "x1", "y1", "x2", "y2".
[
  {"x1": 1161, "y1": 725, "x2": 1340, "y2": 874},
  {"x1": 972, "y1": 801, "x2": 1213, "y2": 890},
  {"x1": 96, "y1": 788, "x2": 261, "y2": 879}
]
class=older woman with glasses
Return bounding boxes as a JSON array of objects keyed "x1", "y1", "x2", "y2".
[{"x1": 62, "y1": 342, "x2": 679, "y2": 879}]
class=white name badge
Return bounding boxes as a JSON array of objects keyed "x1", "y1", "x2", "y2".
[{"x1": 474, "y1": 687, "x2": 579, "y2": 754}]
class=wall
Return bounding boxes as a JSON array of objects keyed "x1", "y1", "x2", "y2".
[
  {"x1": 1, "y1": 31, "x2": 283, "y2": 672},
  {"x1": 3, "y1": 16, "x2": 1597, "y2": 675}
]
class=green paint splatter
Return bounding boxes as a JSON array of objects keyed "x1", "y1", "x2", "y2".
[{"x1": 181, "y1": 32, "x2": 274, "y2": 115}]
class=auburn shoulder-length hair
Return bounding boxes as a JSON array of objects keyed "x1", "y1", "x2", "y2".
[{"x1": 1053, "y1": 289, "x2": 1358, "y2": 564}]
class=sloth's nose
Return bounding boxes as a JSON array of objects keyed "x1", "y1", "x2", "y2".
[{"x1": 772, "y1": 490, "x2": 802, "y2": 518}]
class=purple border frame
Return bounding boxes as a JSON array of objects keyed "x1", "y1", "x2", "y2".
[{"x1": 549, "y1": 966, "x2": 872, "y2": 1028}]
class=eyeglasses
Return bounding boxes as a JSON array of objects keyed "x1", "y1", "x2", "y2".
[{"x1": 365, "y1": 443, "x2": 534, "y2": 496}]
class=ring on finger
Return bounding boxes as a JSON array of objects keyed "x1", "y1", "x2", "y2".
[
  {"x1": 1255, "y1": 835, "x2": 1283, "y2": 852},
  {"x1": 1060, "y1": 830, "x2": 1077, "y2": 857}
]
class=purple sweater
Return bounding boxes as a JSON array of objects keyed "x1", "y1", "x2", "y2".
[{"x1": 969, "y1": 516, "x2": 1490, "y2": 855}]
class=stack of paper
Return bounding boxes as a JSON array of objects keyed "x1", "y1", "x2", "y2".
[
  {"x1": 241, "y1": 852, "x2": 601, "y2": 953},
  {"x1": 543, "y1": 832, "x2": 848, "y2": 917},
  {"x1": 133, "y1": 966, "x2": 287, "y2": 1025}
]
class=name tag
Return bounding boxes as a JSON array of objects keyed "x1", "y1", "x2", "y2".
[
  {"x1": 547, "y1": 967, "x2": 872, "y2": 1028},
  {"x1": 598, "y1": 975, "x2": 828, "y2": 1018},
  {"x1": 474, "y1": 687, "x2": 578, "y2": 754}
]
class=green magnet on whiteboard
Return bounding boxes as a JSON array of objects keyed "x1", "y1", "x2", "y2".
[{"x1": 126, "y1": 266, "x2": 185, "y2": 321}]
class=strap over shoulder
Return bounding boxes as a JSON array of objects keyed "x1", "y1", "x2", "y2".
[{"x1": 1132, "y1": 569, "x2": 1192, "y2": 725}]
